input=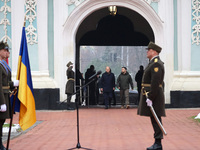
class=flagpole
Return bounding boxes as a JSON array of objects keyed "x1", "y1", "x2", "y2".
[
  {"x1": 6, "y1": 89, "x2": 17, "y2": 150},
  {"x1": 6, "y1": 16, "x2": 26, "y2": 150},
  {"x1": 23, "y1": 16, "x2": 26, "y2": 27}
]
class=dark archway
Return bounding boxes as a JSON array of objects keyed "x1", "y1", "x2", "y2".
[
  {"x1": 75, "y1": 6, "x2": 155, "y2": 105},
  {"x1": 79, "y1": 14, "x2": 150, "y2": 46},
  {"x1": 76, "y1": 6, "x2": 154, "y2": 67}
]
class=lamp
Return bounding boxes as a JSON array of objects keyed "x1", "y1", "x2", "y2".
[{"x1": 108, "y1": 6, "x2": 117, "y2": 16}]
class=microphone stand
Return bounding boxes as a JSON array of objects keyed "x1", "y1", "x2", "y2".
[{"x1": 60, "y1": 77, "x2": 97, "y2": 150}]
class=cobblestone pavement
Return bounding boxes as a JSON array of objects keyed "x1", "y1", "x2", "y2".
[{"x1": 4, "y1": 108, "x2": 200, "y2": 150}]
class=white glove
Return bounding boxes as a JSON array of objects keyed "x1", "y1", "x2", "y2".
[
  {"x1": 0, "y1": 104, "x2": 7, "y2": 112},
  {"x1": 13, "y1": 80, "x2": 19, "y2": 87},
  {"x1": 146, "y1": 98, "x2": 152, "y2": 107}
]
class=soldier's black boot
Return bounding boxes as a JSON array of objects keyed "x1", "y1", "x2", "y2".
[
  {"x1": 1, "y1": 145, "x2": 11, "y2": 150},
  {"x1": 0, "y1": 138, "x2": 11, "y2": 150},
  {"x1": 147, "y1": 139, "x2": 162, "y2": 150}
]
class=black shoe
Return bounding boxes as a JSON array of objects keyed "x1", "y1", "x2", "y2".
[
  {"x1": 147, "y1": 143, "x2": 162, "y2": 150},
  {"x1": 67, "y1": 107, "x2": 74, "y2": 110},
  {"x1": 105, "y1": 106, "x2": 108, "y2": 109}
]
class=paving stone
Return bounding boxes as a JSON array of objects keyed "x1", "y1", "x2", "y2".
[{"x1": 3, "y1": 108, "x2": 200, "y2": 150}]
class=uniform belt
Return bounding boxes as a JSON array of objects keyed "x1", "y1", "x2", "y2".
[
  {"x1": 2, "y1": 86, "x2": 10, "y2": 90},
  {"x1": 141, "y1": 83, "x2": 162, "y2": 88},
  {"x1": 68, "y1": 78, "x2": 75, "y2": 81}
]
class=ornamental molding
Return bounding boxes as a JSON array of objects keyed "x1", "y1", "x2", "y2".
[
  {"x1": 66, "y1": 0, "x2": 81, "y2": 6},
  {"x1": 66, "y1": 0, "x2": 160, "y2": 6},
  {"x1": 0, "y1": 0, "x2": 11, "y2": 42},
  {"x1": 192, "y1": 0, "x2": 200, "y2": 45},
  {"x1": 25, "y1": 0, "x2": 37, "y2": 45}
]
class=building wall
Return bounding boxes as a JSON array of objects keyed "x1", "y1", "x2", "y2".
[
  {"x1": 1, "y1": 0, "x2": 200, "y2": 107},
  {"x1": 171, "y1": 0, "x2": 200, "y2": 92}
]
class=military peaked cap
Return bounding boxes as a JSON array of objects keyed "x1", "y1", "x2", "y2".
[
  {"x1": 146, "y1": 41, "x2": 162, "y2": 53},
  {"x1": 0, "y1": 41, "x2": 10, "y2": 51},
  {"x1": 67, "y1": 61, "x2": 73, "y2": 67}
]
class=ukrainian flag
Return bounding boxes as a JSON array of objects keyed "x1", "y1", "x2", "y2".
[{"x1": 16, "y1": 27, "x2": 36, "y2": 131}]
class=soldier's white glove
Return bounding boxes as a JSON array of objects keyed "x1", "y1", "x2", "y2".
[
  {"x1": 13, "y1": 80, "x2": 19, "y2": 87},
  {"x1": 146, "y1": 98, "x2": 152, "y2": 107},
  {"x1": 0, "y1": 104, "x2": 7, "y2": 112}
]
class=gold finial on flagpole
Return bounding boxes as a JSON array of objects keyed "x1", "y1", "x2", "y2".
[{"x1": 24, "y1": 16, "x2": 26, "y2": 27}]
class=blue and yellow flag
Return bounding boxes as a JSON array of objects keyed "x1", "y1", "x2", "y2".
[{"x1": 16, "y1": 27, "x2": 36, "y2": 131}]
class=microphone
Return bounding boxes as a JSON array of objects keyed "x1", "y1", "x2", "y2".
[{"x1": 88, "y1": 70, "x2": 102, "y2": 80}]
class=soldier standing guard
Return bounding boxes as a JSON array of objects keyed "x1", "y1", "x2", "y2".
[
  {"x1": 65, "y1": 61, "x2": 75, "y2": 110},
  {"x1": 138, "y1": 41, "x2": 166, "y2": 150},
  {"x1": 0, "y1": 41, "x2": 19, "y2": 150}
]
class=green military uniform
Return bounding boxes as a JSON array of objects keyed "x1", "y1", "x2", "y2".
[
  {"x1": 0, "y1": 41, "x2": 13, "y2": 150},
  {"x1": 137, "y1": 42, "x2": 165, "y2": 150},
  {"x1": 137, "y1": 56, "x2": 165, "y2": 117},
  {"x1": 65, "y1": 61, "x2": 75, "y2": 110},
  {"x1": 0, "y1": 42, "x2": 13, "y2": 120},
  {"x1": 0, "y1": 63, "x2": 11, "y2": 119},
  {"x1": 65, "y1": 61, "x2": 75, "y2": 95}
]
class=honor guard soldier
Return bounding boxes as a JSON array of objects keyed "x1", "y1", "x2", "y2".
[
  {"x1": 65, "y1": 61, "x2": 75, "y2": 110},
  {"x1": 0, "y1": 41, "x2": 19, "y2": 150},
  {"x1": 138, "y1": 41, "x2": 166, "y2": 150}
]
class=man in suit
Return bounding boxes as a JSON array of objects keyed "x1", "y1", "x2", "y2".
[
  {"x1": 0, "y1": 41, "x2": 19, "y2": 150},
  {"x1": 138, "y1": 41, "x2": 166, "y2": 150},
  {"x1": 100, "y1": 66, "x2": 115, "y2": 109}
]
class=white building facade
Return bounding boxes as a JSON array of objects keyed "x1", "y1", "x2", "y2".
[{"x1": 1, "y1": 0, "x2": 200, "y2": 109}]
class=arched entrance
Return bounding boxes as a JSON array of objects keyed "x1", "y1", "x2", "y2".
[
  {"x1": 76, "y1": 6, "x2": 155, "y2": 68},
  {"x1": 62, "y1": 0, "x2": 164, "y2": 102},
  {"x1": 75, "y1": 6, "x2": 155, "y2": 105}
]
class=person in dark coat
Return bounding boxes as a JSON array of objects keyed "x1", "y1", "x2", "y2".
[
  {"x1": 65, "y1": 61, "x2": 75, "y2": 110},
  {"x1": 135, "y1": 65, "x2": 144, "y2": 104},
  {"x1": 85, "y1": 65, "x2": 96, "y2": 105},
  {"x1": 76, "y1": 68, "x2": 84, "y2": 87},
  {"x1": 0, "y1": 41, "x2": 19, "y2": 149},
  {"x1": 117, "y1": 67, "x2": 134, "y2": 109},
  {"x1": 110, "y1": 69, "x2": 116, "y2": 105},
  {"x1": 95, "y1": 74, "x2": 101, "y2": 105},
  {"x1": 137, "y1": 41, "x2": 166, "y2": 150},
  {"x1": 75, "y1": 68, "x2": 84, "y2": 104},
  {"x1": 100, "y1": 66, "x2": 115, "y2": 109}
]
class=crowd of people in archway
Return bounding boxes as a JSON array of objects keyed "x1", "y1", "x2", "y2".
[{"x1": 65, "y1": 63, "x2": 144, "y2": 110}]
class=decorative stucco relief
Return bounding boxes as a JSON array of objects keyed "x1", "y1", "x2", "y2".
[
  {"x1": 0, "y1": 0, "x2": 11, "y2": 42},
  {"x1": 25, "y1": 0, "x2": 37, "y2": 45},
  {"x1": 66, "y1": 0, "x2": 81, "y2": 6},
  {"x1": 192, "y1": 0, "x2": 200, "y2": 45}
]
